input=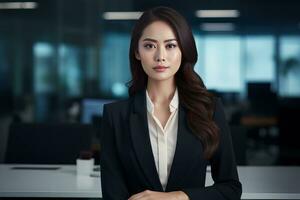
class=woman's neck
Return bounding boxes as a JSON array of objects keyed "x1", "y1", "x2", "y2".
[{"x1": 146, "y1": 78, "x2": 176, "y2": 105}]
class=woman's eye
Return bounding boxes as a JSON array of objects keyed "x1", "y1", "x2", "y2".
[
  {"x1": 166, "y1": 43, "x2": 177, "y2": 49},
  {"x1": 144, "y1": 44, "x2": 155, "y2": 49}
]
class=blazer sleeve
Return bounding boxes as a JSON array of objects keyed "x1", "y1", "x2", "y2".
[
  {"x1": 100, "y1": 104, "x2": 129, "y2": 200},
  {"x1": 182, "y1": 98, "x2": 242, "y2": 200}
]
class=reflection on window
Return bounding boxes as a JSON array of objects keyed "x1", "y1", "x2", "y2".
[
  {"x1": 58, "y1": 44, "x2": 82, "y2": 97},
  {"x1": 33, "y1": 42, "x2": 57, "y2": 121},
  {"x1": 99, "y1": 33, "x2": 130, "y2": 97},
  {"x1": 195, "y1": 35, "x2": 242, "y2": 92},
  {"x1": 34, "y1": 42, "x2": 84, "y2": 121},
  {"x1": 244, "y1": 36, "x2": 275, "y2": 82},
  {"x1": 33, "y1": 42, "x2": 56, "y2": 93},
  {"x1": 34, "y1": 43, "x2": 83, "y2": 97},
  {"x1": 279, "y1": 36, "x2": 300, "y2": 97}
]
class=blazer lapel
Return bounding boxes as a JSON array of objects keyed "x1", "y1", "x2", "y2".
[
  {"x1": 129, "y1": 90, "x2": 163, "y2": 191},
  {"x1": 165, "y1": 105, "x2": 205, "y2": 191}
]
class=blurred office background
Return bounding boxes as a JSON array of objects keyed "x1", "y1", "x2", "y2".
[{"x1": 0, "y1": 0, "x2": 300, "y2": 166}]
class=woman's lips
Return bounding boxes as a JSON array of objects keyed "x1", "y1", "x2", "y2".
[{"x1": 153, "y1": 66, "x2": 169, "y2": 72}]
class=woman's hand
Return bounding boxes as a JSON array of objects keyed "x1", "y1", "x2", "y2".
[{"x1": 128, "y1": 190, "x2": 189, "y2": 200}]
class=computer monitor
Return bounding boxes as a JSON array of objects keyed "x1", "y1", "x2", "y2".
[
  {"x1": 247, "y1": 82, "x2": 277, "y2": 115},
  {"x1": 247, "y1": 82, "x2": 272, "y2": 101},
  {"x1": 81, "y1": 98, "x2": 114, "y2": 124}
]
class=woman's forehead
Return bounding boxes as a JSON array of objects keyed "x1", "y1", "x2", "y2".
[{"x1": 140, "y1": 21, "x2": 177, "y2": 42}]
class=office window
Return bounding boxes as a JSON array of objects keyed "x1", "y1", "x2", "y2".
[
  {"x1": 99, "y1": 33, "x2": 130, "y2": 97},
  {"x1": 194, "y1": 34, "x2": 205, "y2": 79},
  {"x1": 279, "y1": 36, "x2": 300, "y2": 97},
  {"x1": 244, "y1": 36, "x2": 275, "y2": 82},
  {"x1": 195, "y1": 35, "x2": 242, "y2": 92}
]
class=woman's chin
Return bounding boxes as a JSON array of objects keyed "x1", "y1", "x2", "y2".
[{"x1": 148, "y1": 74, "x2": 174, "y2": 82}]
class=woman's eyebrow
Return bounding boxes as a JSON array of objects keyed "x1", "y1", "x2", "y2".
[
  {"x1": 142, "y1": 38, "x2": 177, "y2": 43},
  {"x1": 164, "y1": 39, "x2": 177, "y2": 43}
]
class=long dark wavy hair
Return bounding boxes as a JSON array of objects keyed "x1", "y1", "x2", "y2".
[{"x1": 127, "y1": 6, "x2": 219, "y2": 160}]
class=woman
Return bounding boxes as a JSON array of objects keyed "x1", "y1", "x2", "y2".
[{"x1": 100, "y1": 6, "x2": 242, "y2": 200}]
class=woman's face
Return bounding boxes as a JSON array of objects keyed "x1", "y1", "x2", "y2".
[{"x1": 135, "y1": 20, "x2": 182, "y2": 82}]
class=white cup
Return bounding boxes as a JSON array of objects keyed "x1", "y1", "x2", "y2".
[{"x1": 76, "y1": 158, "x2": 94, "y2": 176}]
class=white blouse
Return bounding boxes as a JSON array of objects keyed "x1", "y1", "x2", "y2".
[{"x1": 145, "y1": 89, "x2": 179, "y2": 191}]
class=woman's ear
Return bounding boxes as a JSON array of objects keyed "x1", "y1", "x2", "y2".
[{"x1": 135, "y1": 51, "x2": 141, "y2": 60}]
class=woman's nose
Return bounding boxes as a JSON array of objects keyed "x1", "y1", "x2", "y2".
[
  {"x1": 156, "y1": 57, "x2": 166, "y2": 62},
  {"x1": 155, "y1": 47, "x2": 166, "y2": 62}
]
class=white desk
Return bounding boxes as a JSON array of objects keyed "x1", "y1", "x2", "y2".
[
  {"x1": 237, "y1": 166, "x2": 300, "y2": 199},
  {"x1": 0, "y1": 164, "x2": 300, "y2": 199},
  {"x1": 0, "y1": 164, "x2": 101, "y2": 198},
  {"x1": 206, "y1": 166, "x2": 300, "y2": 199}
]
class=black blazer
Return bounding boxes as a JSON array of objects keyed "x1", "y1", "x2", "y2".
[{"x1": 100, "y1": 90, "x2": 242, "y2": 200}]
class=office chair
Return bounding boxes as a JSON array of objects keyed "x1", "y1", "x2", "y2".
[{"x1": 5, "y1": 123, "x2": 94, "y2": 164}]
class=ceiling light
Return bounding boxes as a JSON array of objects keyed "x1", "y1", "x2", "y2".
[
  {"x1": 0, "y1": 2, "x2": 38, "y2": 9},
  {"x1": 200, "y1": 23, "x2": 235, "y2": 31},
  {"x1": 195, "y1": 10, "x2": 239, "y2": 18},
  {"x1": 103, "y1": 12, "x2": 143, "y2": 20}
]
